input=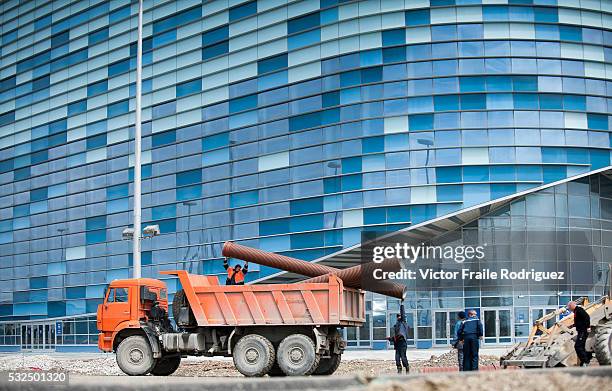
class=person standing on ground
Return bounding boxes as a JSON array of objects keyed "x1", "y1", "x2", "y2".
[
  {"x1": 387, "y1": 303, "x2": 410, "y2": 374},
  {"x1": 451, "y1": 311, "x2": 466, "y2": 371},
  {"x1": 567, "y1": 301, "x2": 592, "y2": 366},
  {"x1": 223, "y1": 258, "x2": 248, "y2": 285},
  {"x1": 458, "y1": 309, "x2": 483, "y2": 371}
]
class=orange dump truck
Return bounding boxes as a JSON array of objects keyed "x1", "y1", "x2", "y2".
[{"x1": 97, "y1": 270, "x2": 365, "y2": 377}]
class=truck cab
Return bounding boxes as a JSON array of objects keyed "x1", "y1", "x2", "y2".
[{"x1": 97, "y1": 278, "x2": 168, "y2": 352}]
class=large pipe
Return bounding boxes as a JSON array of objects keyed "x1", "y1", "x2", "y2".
[
  {"x1": 302, "y1": 260, "x2": 405, "y2": 299},
  {"x1": 222, "y1": 242, "x2": 405, "y2": 299},
  {"x1": 223, "y1": 242, "x2": 338, "y2": 278}
]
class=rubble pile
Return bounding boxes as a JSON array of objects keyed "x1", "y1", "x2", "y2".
[{"x1": 417, "y1": 350, "x2": 499, "y2": 368}]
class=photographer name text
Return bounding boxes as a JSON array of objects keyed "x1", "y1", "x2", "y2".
[{"x1": 373, "y1": 268, "x2": 565, "y2": 282}]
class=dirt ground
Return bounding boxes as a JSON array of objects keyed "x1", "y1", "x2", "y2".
[
  {"x1": 1, "y1": 352, "x2": 610, "y2": 391},
  {"x1": 0, "y1": 350, "x2": 498, "y2": 377},
  {"x1": 368, "y1": 371, "x2": 612, "y2": 391}
]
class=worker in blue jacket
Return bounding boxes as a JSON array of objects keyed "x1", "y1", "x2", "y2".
[
  {"x1": 387, "y1": 303, "x2": 410, "y2": 374},
  {"x1": 451, "y1": 311, "x2": 466, "y2": 371},
  {"x1": 458, "y1": 309, "x2": 483, "y2": 371}
]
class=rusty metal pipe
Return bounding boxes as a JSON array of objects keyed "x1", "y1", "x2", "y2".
[
  {"x1": 302, "y1": 261, "x2": 406, "y2": 300},
  {"x1": 222, "y1": 242, "x2": 405, "y2": 299},
  {"x1": 222, "y1": 242, "x2": 338, "y2": 277}
]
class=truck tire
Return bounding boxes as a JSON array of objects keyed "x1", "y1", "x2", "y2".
[
  {"x1": 116, "y1": 335, "x2": 157, "y2": 376},
  {"x1": 313, "y1": 353, "x2": 341, "y2": 375},
  {"x1": 277, "y1": 334, "x2": 320, "y2": 376},
  {"x1": 594, "y1": 322, "x2": 612, "y2": 365},
  {"x1": 172, "y1": 289, "x2": 194, "y2": 327},
  {"x1": 150, "y1": 355, "x2": 181, "y2": 376},
  {"x1": 233, "y1": 334, "x2": 275, "y2": 377}
]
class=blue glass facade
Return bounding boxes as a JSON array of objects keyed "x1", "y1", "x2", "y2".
[{"x1": 0, "y1": 0, "x2": 611, "y2": 350}]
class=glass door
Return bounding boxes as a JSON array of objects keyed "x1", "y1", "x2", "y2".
[
  {"x1": 20, "y1": 325, "x2": 30, "y2": 350},
  {"x1": 45, "y1": 323, "x2": 56, "y2": 350},
  {"x1": 434, "y1": 310, "x2": 463, "y2": 346},
  {"x1": 20, "y1": 323, "x2": 55, "y2": 351},
  {"x1": 483, "y1": 308, "x2": 512, "y2": 344}
]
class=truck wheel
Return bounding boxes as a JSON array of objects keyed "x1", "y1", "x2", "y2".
[
  {"x1": 277, "y1": 334, "x2": 320, "y2": 376},
  {"x1": 233, "y1": 334, "x2": 275, "y2": 377},
  {"x1": 313, "y1": 353, "x2": 341, "y2": 375},
  {"x1": 594, "y1": 322, "x2": 612, "y2": 365},
  {"x1": 116, "y1": 335, "x2": 156, "y2": 376},
  {"x1": 150, "y1": 355, "x2": 181, "y2": 376}
]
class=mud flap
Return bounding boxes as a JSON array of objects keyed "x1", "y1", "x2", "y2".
[{"x1": 141, "y1": 324, "x2": 162, "y2": 358}]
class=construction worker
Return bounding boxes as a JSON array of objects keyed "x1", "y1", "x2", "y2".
[
  {"x1": 567, "y1": 301, "x2": 592, "y2": 366},
  {"x1": 387, "y1": 303, "x2": 410, "y2": 374},
  {"x1": 451, "y1": 311, "x2": 466, "y2": 371},
  {"x1": 458, "y1": 309, "x2": 483, "y2": 371},
  {"x1": 223, "y1": 258, "x2": 248, "y2": 285}
]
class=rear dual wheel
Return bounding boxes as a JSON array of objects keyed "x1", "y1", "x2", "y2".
[
  {"x1": 276, "y1": 334, "x2": 320, "y2": 376},
  {"x1": 233, "y1": 334, "x2": 276, "y2": 377}
]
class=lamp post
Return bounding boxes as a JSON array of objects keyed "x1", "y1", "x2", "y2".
[{"x1": 132, "y1": 0, "x2": 144, "y2": 278}]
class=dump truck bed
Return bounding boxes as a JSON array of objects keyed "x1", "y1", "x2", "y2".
[{"x1": 161, "y1": 270, "x2": 365, "y2": 327}]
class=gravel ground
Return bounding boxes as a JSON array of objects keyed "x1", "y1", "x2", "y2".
[
  {"x1": 0, "y1": 350, "x2": 499, "y2": 377},
  {"x1": 368, "y1": 371, "x2": 612, "y2": 391}
]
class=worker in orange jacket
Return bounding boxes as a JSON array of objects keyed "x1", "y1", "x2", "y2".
[{"x1": 223, "y1": 258, "x2": 248, "y2": 285}]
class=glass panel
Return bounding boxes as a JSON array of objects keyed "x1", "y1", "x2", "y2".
[
  {"x1": 347, "y1": 327, "x2": 356, "y2": 341},
  {"x1": 359, "y1": 314, "x2": 371, "y2": 341},
  {"x1": 49, "y1": 324, "x2": 55, "y2": 348},
  {"x1": 21, "y1": 326, "x2": 26, "y2": 349},
  {"x1": 484, "y1": 311, "x2": 496, "y2": 338},
  {"x1": 545, "y1": 309, "x2": 556, "y2": 329},
  {"x1": 434, "y1": 311, "x2": 448, "y2": 339},
  {"x1": 499, "y1": 310, "x2": 511, "y2": 338},
  {"x1": 532, "y1": 309, "x2": 543, "y2": 326}
]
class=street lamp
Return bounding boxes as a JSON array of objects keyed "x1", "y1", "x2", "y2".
[
  {"x1": 122, "y1": 225, "x2": 160, "y2": 241},
  {"x1": 132, "y1": 0, "x2": 144, "y2": 278}
]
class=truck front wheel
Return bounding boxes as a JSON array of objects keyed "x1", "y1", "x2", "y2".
[
  {"x1": 116, "y1": 335, "x2": 156, "y2": 376},
  {"x1": 277, "y1": 334, "x2": 320, "y2": 376},
  {"x1": 233, "y1": 334, "x2": 275, "y2": 377},
  {"x1": 151, "y1": 355, "x2": 181, "y2": 376}
]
